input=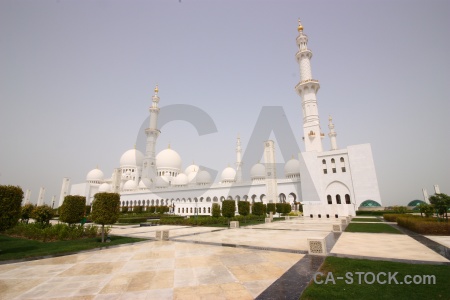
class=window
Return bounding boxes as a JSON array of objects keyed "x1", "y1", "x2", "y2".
[
  {"x1": 322, "y1": 159, "x2": 327, "y2": 174},
  {"x1": 331, "y1": 158, "x2": 336, "y2": 173},
  {"x1": 345, "y1": 194, "x2": 351, "y2": 204},
  {"x1": 336, "y1": 194, "x2": 341, "y2": 204},
  {"x1": 340, "y1": 157, "x2": 346, "y2": 172},
  {"x1": 332, "y1": 168, "x2": 336, "y2": 173},
  {"x1": 327, "y1": 195, "x2": 332, "y2": 204},
  {"x1": 323, "y1": 169, "x2": 327, "y2": 174}
]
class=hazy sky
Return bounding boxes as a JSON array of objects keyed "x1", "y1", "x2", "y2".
[{"x1": 1, "y1": 0, "x2": 449, "y2": 207}]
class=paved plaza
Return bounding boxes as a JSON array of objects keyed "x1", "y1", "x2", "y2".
[{"x1": 1, "y1": 217, "x2": 449, "y2": 299}]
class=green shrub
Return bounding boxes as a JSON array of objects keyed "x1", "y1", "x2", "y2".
[
  {"x1": 21, "y1": 203, "x2": 35, "y2": 224},
  {"x1": 157, "y1": 205, "x2": 169, "y2": 214},
  {"x1": 121, "y1": 206, "x2": 129, "y2": 213},
  {"x1": 252, "y1": 202, "x2": 266, "y2": 216},
  {"x1": 418, "y1": 203, "x2": 434, "y2": 218},
  {"x1": 85, "y1": 205, "x2": 91, "y2": 215},
  {"x1": 397, "y1": 215, "x2": 450, "y2": 235},
  {"x1": 392, "y1": 206, "x2": 408, "y2": 214},
  {"x1": 267, "y1": 203, "x2": 276, "y2": 215},
  {"x1": 212, "y1": 203, "x2": 221, "y2": 217},
  {"x1": 0, "y1": 185, "x2": 24, "y2": 231},
  {"x1": 238, "y1": 201, "x2": 250, "y2": 217},
  {"x1": 148, "y1": 206, "x2": 156, "y2": 213},
  {"x1": 91, "y1": 192, "x2": 120, "y2": 242},
  {"x1": 283, "y1": 203, "x2": 292, "y2": 214},
  {"x1": 133, "y1": 205, "x2": 143, "y2": 213},
  {"x1": 32, "y1": 205, "x2": 54, "y2": 227},
  {"x1": 221, "y1": 200, "x2": 236, "y2": 218},
  {"x1": 59, "y1": 195, "x2": 86, "y2": 225},
  {"x1": 383, "y1": 214, "x2": 404, "y2": 222}
]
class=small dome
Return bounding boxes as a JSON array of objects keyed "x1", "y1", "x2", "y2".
[
  {"x1": 174, "y1": 173, "x2": 188, "y2": 186},
  {"x1": 221, "y1": 167, "x2": 236, "y2": 182},
  {"x1": 284, "y1": 158, "x2": 300, "y2": 177},
  {"x1": 139, "y1": 178, "x2": 152, "y2": 189},
  {"x1": 250, "y1": 163, "x2": 266, "y2": 179},
  {"x1": 156, "y1": 148, "x2": 182, "y2": 170},
  {"x1": 98, "y1": 183, "x2": 111, "y2": 192},
  {"x1": 123, "y1": 180, "x2": 137, "y2": 191},
  {"x1": 86, "y1": 168, "x2": 104, "y2": 182},
  {"x1": 185, "y1": 164, "x2": 199, "y2": 175},
  {"x1": 197, "y1": 170, "x2": 212, "y2": 184},
  {"x1": 155, "y1": 176, "x2": 169, "y2": 188},
  {"x1": 188, "y1": 171, "x2": 197, "y2": 183},
  {"x1": 120, "y1": 149, "x2": 144, "y2": 167}
]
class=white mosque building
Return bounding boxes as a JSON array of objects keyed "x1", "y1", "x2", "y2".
[{"x1": 59, "y1": 20, "x2": 382, "y2": 218}]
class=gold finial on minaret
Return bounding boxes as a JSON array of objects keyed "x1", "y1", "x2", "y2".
[
  {"x1": 297, "y1": 19, "x2": 303, "y2": 32},
  {"x1": 168, "y1": 143, "x2": 171, "y2": 149},
  {"x1": 154, "y1": 84, "x2": 159, "y2": 94},
  {"x1": 134, "y1": 144, "x2": 136, "y2": 149}
]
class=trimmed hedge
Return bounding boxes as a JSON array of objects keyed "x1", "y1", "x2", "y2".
[
  {"x1": 0, "y1": 185, "x2": 24, "y2": 231},
  {"x1": 267, "y1": 203, "x2": 276, "y2": 215},
  {"x1": 159, "y1": 214, "x2": 265, "y2": 226},
  {"x1": 383, "y1": 214, "x2": 403, "y2": 222},
  {"x1": 222, "y1": 200, "x2": 235, "y2": 218},
  {"x1": 59, "y1": 195, "x2": 86, "y2": 225},
  {"x1": 397, "y1": 215, "x2": 450, "y2": 235},
  {"x1": 212, "y1": 203, "x2": 221, "y2": 217},
  {"x1": 117, "y1": 217, "x2": 148, "y2": 224},
  {"x1": 32, "y1": 205, "x2": 54, "y2": 226},
  {"x1": 21, "y1": 203, "x2": 35, "y2": 224},
  {"x1": 252, "y1": 202, "x2": 266, "y2": 216}
]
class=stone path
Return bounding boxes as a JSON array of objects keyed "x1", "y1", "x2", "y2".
[{"x1": 0, "y1": 217, "x2": 449, "y2": 299}]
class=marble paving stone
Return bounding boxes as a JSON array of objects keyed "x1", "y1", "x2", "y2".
[{"x1": 59, "y1": 262, "x2": 125, "y2": 276}]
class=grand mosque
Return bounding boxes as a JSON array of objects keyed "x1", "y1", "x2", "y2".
[{"x1": 58, "y1": 20, "x2": 382, "y2": 217}]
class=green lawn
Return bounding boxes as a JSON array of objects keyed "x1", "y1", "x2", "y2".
[
  {"x1": 345, "y1": 223, "x2": 402, "y2": 234},
  {"x1": 351, "y1": 217, "x2": 382, "y2": 222},
  {"x1": 0, "y1": 235, "x2": 147, "y2": 261},
  {"x1": 301, "y1": 256, "x2": 450, "y2": 300}
]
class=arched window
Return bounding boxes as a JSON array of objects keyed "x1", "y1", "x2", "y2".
[
  {"x1": 331, "y1": 158, "x2": 336, "y2": 173},
  {"x1": 322, "y1": 159, "x2": 327, "y2": 174},
  {"x1": 327, "y1": 195, "x2": 332, "y2": 204},
  {"x1": 340, "y1": 157, "x2": 346, "y2": 172},
  {"x1": 208, "y1": 207, "x2": 211, "y2": 213},
  {"x1": 182, "y1": 208, "x2": 184, "y2": 213},
  {"x1": 336, "y1": 194, "x2": 341, "y2": 204},
  {"x1": 345, "y1": 194, "x2": 351, "y2": 204}
]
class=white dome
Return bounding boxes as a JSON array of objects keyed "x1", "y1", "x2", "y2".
[
  {"x1": 284, "y1": 158, "x2": 301, "y2": 177},
  {"x1": 120, "y1": 149, "x2": 144, "y2": 167},
  {"x1": 156, "y1": 148, "x2": 182, "y2": 170},
  {"x1": 197, "y1": 170, "x2": 212, "y2": 184},
  {"x1": 86, "y1": 168, "x2": 104, "y2": 182},
  {"x1": 98, "y1": 183, "x2": 111, "y2": 192},
  {"x1": 174, "y1": 173, "x2": 188, "y2": 186},
  {"x1": 123, "y1": 180, "x2": 137, "y2": 191},
  {"x1": 139, "y1": 178, "x2": 152, "y2": 189},
  {"x1": 155, "y1": 176, "x2": 169, "y2": 188},
  {"x1": 188, "y1": 171, "x2": 197, "y2": 183},
  {"x1": 221, "y1": 167, "x2": 236, "y2": 182},
  {"x1": 250, "y1": 163, "x2": 266, "y2": 179},
  {"x1": 185, "y1": 164, "x2": 199, "y2": 175}
]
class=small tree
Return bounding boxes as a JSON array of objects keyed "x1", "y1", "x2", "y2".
[
  {"x1": 252, "y1": 202, "x2": 266, "y2": 217},
  {"x1": 276, "y1": 203, "x2": 284, "y2": 217},
  {"x1": 212, "y1": 203, "x2": 221, "y2": 217},
  {"x1": 418, "y1": 203, "x2": 434, "y2": 218},
  {"x1": 59, "y1": 195, "x2": 86, "y2": 226},
  {"x1": 238, "y1": 201, "x2": 250, "y2": 223},
  {"x1": 222, "y1": 200, "x2": 235, "y2": 226},
  {"x1": 283, "y1": 203, "x2": 292, "y2": 215},
  {"x1": 267, "y1": 203, "x2": 276, "y2": 216},
  {"x1": 21, "y1": 203, "x2": 35, "y2": 224},
  {"x1": 429, "y1": 193, "x2": 450, "y2": 221},
  {"x1": 0, "y1": 185, "x2": 24, "y2": 231},
  {"x1": 32, "y1": 205, "x2": 54, "y2": 227},
  {"x1": 392, "y1": 206, "x2": 408, "y2": 214},
  {"x1": 91, "y1": 192, "x2": 121, "y2": 242}
]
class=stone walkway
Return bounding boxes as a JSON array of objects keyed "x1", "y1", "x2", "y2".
[{"x1": 0, "y1": 217, "x2": 449, "y2": 299}]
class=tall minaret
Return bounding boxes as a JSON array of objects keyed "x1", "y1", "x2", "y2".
[
  {"x1": 235, "y1": 135, "x2": 243, "y2": 182},
  {"x1": 328, "y1": 116, "x2": 338, "y2": 150},
  {"x1": 264, "y1": 140, "x2": 278, "y2": 203},
  {"x1": 142, "y1": 85, "x2": 161, "y2": 180},
  {"x1": 295, "y1": 19, "x2": 324, "y2": 152}
]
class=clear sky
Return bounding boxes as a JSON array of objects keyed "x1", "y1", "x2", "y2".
[{"x1": 1, "y1": 0, "x2": 449, "y2": 206}]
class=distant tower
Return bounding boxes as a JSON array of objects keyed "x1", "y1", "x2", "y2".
[
  {"x1": 264, "y1": 140, "x2": 279, "y2": 203},
  {"x1": 59, "y1": 177, "x2": 70, "y2": 207},
  {"x1": 295, "y1": 19, "x2": 324, "y2": 152},
  {"x1": 142, "y1": 85, "x2": 161, "y2": 180},
  {"x1": 328, "y1": 116, "x2": 338, "y2": 150},
  {"x1": 111, "y1": 168, "x2": 121, "y2": 193},
  {"x1": 37, "y1": 187, "x2": 45, "y2": 206},
  {"x1": 24, "y1": 189, "x2": 31, "y2": 204},
  {"x1": 422, "y1": 188, "x2": 429, "y2": 204},
  {"x1": 235, "y1": 135, "x2": 243, "y2": 182},
  {"x1": 434, "y1": 184, "x2": 441, "y2": 194}
]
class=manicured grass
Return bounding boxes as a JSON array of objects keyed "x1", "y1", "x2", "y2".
[
  {"x1": 351, "y1": 217, "x2": 382, "y2": 222},
  {"x1": 0, "y1": 235, "x2": 147, "y2": 261},
  {"x1": 345, "y1": 223, "x2": 402, "y2": 234},
  {"x1": 301, "y1": 256, "x2": 450, "y2": 300}
]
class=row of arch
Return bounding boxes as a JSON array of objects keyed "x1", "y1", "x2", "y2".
[
  {"x1": 327, "y1": 194, "x2": 351, "y2": 205},
  {"x1": 322, "y1": 157, "x2": 346, "y2": 174},
  {"x1": 121, "y1": 192, "x2": 298, "y2": 207}
]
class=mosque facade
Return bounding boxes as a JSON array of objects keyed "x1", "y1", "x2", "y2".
[{"x1": 59, "y1": 20, "x2": 382, "y2": 218}]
